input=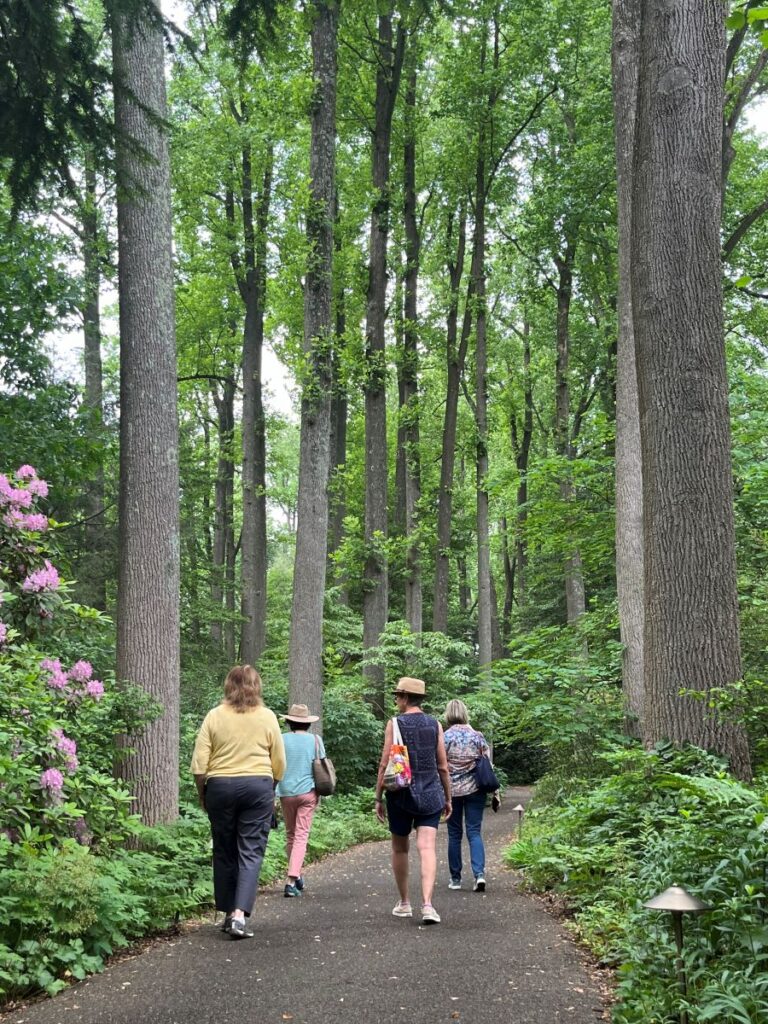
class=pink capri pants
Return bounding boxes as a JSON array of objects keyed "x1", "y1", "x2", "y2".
[{"x1": 280, "y1": 790, "x2": 319, "y2": 878}]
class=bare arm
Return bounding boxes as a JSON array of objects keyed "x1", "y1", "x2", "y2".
[
  {"x1": 374, "y1": 720, "x2": 393, "y2": 822},
  {"x1": 436, "y1": 724, "x2": 453, "y2": 818}
]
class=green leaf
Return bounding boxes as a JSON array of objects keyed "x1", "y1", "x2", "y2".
[
  {"x1": 727, "y1": 11, "x2": 746, "y2": 29},
  {"x1": 735, "y1": 274, "x2": 753, "y2": 288},
  {"x1": 747, "y1": 7, "x2": 768, "y2": 24}
]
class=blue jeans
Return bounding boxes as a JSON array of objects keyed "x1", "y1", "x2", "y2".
[{"x1": 447, "y1": 790, "x2": 486, "y2": 880}]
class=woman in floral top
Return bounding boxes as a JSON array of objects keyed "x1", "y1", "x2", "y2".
[{"x1": 443, "y1": 699, "x2": 490, "y2": 892}]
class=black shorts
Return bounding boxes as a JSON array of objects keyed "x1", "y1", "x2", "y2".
[{"x1": 385, "y1": 793, "x2": 441, "y2": 836}]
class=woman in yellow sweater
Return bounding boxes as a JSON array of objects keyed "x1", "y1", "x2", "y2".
[{"x1": 191, "y1": 665, "x2": 286, "y2": 939}]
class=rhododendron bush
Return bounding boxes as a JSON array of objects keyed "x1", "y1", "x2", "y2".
[
  {"x1": 0, "y1": 466, "x2": 214, "y2": 1002},
  {"x1": 0, "y1": 464, "x2": 154, "y2": 847}
]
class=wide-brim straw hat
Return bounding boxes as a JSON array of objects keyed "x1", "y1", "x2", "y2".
[
  {"x1": 283, "y1": 702, "x2": 320, "y2": 723},
  {"x1": 395, "y1": 676, "x2": 426, "y2": 695}
]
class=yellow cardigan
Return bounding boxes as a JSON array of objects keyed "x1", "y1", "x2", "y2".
[{"x1": 190, "y1": 703, "x2": 286, "y2": 781}]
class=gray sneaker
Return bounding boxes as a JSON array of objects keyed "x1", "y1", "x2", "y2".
[
  {"x1": 448, "y1": 878, "x2": 462, "y2": 890},
  {"x1": 473, "y1": 876, "x2": 486, "y2": 892},
  {"x1": 392, "y1": 900, "x2": 413, "y2": 917},
  {"x1": 421, "y1": 904, "x2": 441, "y2": 924}
]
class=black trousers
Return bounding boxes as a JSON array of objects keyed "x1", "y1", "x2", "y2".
[{"x1": 205, "y1": 775, "x2": 274, "y2": 916}]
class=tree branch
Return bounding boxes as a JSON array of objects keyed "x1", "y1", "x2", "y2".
[{"x1": 723, "y1": 195, "x2": 768, "y2": 258}]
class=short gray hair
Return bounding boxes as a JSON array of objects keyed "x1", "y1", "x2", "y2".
[{"x1": 445, "y1": 699, "x2": 469, "y2": 726}]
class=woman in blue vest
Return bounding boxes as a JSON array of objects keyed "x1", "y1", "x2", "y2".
[{"x1": 374, "y1": 677, "x2": 452, "y2": 925}]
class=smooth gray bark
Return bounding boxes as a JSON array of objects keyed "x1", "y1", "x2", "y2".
[
  {"x1": 112, "y1": 0, "x2": 180, "y2": 824},
  {"x1": 633, "y1": 0, "x2": 750, "y2": 779}
]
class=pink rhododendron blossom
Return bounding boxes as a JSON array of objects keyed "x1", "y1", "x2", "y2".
[
  {"x1": 0, "y1": 622, "x2": 6, "y2": 646},
  {"x1": 40, "y1": 768, "x2": 64, "y2": 791},
  {"x1": 47, "y1": 669, "x2": 69, "y2": 690},
  {"x1": 26, "y1": 478, "x2": 48, "y2": 498},
  {"x1": 0, "y1": 475, "x2": 15, "y2": 504},
  {"x1": 2, "y1": 508, "x2": 25, "y2": 528},
  {"x1": 52, "y1": 729, "x2": 77, "y2": 758},
  {"x1": 11, "y1": 488, "x2": 32, "y2": 508},
  {"x1": 86, "y1": 679, "x2": 105, "y2": 699},
  {"x1": 22, "y1": 513, "x2": 49, "y2": 531},
  {"x1": 41, "y1": 658, "x2": 62, "y2": 672},
  {"x1": 21, "y1": 559, "x2": 60, "y2": 592},
  {"x1": 15, "y1": 465, "x2": 38, "y2": 480},
  {"x1": 69, "y1": 660, "x2": 93, "y2": 683}
]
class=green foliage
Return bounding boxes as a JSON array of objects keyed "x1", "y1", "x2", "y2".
[
  {"x1": 363, "y1": 620, "x2": 476, "y2": 710},
  {"x1": 506, "y1": 744, "x2": 768, "y2": 1022},
  {"x1": 0, "y1": 0, "x2": 112, "y2": 206},
  {"x1": 493, "y1": 606, "x2": 624, "y2": 773}
]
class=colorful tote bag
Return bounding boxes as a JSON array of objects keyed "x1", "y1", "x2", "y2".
[{"x1": 382, "y1": 716, "x2": 412, "y2": 791}]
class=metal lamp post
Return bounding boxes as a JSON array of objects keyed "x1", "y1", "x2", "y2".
[
  {"x1": 644, "y1": 884, "x2": 710, "y2": 1024},
  {"x1": 513, "y1": 803, "x2": 524, "y2": 830}
]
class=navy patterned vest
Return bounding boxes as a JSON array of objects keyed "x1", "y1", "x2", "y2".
[{"x1": 392, "y1": 713, "x2": 444, "y2": 815}]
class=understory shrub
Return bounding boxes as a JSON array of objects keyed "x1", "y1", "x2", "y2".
[{"x1": 506, "y1": 742, "x2": 768, "y2": 1023}]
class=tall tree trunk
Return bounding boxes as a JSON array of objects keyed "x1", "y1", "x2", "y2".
[
  {"x1": 240, "y1": 144, "x2": 272, "y2": 665},
  {"x1": 515, "y1": 321, "x2": 533, "y2": 610},
  {"x1": 328, "y1": 192, "x2": 348, "y2": 600},
  {"x1": 612, "y1": 0, "x2": 644, "y2": 735},
  {"x1": 554, "y1": 239, "x2": 587, "y2": 626},
  {"x1": 81, "y1": 152, "x2": 107, "y2": 610},
  {"x1": 633, "y1": 0, "x2": 750, "y2": 779},
  {"x1": 363, "y1": 10, "x2": 405, "y2": 705},
  {"x1": 500, "y1": 516, "x2": 514, "y2": 642},
  {"x1": 211, "y1": 375, "x2": 236, "y2": 648},
  {"x1": 224, "y1": 526, "x2": 237, "y2": 663},
  {"x1": 474, "y1": 147, "x2": 492, "y2": 670},
  {"x1": 401, "y1": 61, "x2": 422, "y2": 638},
  {"x1": 112, "y1": 0, "x2": 180, "y2": 825},
  {"x1": 394, "y1": 266, "x2": 407, "y2": 539},
  {"x1": 433, "y1": 205, "x2": 468, "y2": 633},
  {"x1": 288, "y1": 0, "x2": 339, "y2": 725},
  {"x1": 457, "y1": 459, "x2": 471, "y2": 616}
]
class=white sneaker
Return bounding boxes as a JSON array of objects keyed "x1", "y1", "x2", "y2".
[
  {"x1": 421, "y1": 904, "x2": 441, "y2": 924},
  {"x1": 448, "y1": 878, "x2": 462, "y2": 890},
  {"x1": 392, "y1": 900, "x2": 413, "y2": 917},
  {"x1": 473, "y1": 876, "x2": 486, "y2": 892}
]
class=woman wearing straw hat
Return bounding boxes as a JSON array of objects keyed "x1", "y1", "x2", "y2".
[
  {"x1": 277, "y1": 703, "x2": 326, "y2": 898},
  {"x1": 374, "y1": 677, "x2": 452, "y2": 925},
  {"x1": 191, "y1": 665, "x2": 286, "y2": 939}
]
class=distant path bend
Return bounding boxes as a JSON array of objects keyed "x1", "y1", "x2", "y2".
[{"x1": 6, "y1": 787, "x2": 609, "y2": 1024}]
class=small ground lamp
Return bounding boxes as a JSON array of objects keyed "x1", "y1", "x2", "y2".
[
  {"x1": 643, "y1": 884, "x2": 711, "y2": 1024},
  {"x1": 513, "y1": 803, "x2": 524, "y2": 829}
]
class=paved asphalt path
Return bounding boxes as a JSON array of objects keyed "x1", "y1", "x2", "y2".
[{"x1": 5, "y1": 788, "x2": 608, "y2": 1024}]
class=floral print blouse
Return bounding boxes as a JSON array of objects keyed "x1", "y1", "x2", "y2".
[{"x1": 444, "y1": 723, "x2": 490, "y2": 797}]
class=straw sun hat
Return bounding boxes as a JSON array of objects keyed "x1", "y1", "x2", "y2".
[{"x1": 283, "y1": 703, "x2": 320, "y2": 724}]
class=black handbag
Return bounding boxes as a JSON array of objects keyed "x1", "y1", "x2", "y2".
[{"x1": 474, "y1": 754, "x2": 499, "y2": 794}]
